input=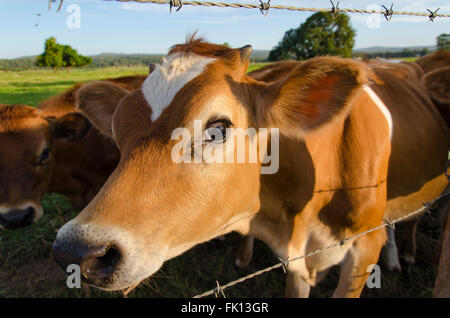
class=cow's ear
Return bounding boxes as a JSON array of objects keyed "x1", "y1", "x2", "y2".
[
  {"x1": 422, "y1": 66, "x2": 450, "y2": 108},
  {"x1": 253, "y1": 57, "x2": 368, "y2": 138},
  {"x1": 48, "y1": 112, "x2": 91, "y2": 142},
  {"x1": 76, "y1": 81, "x2": 129, "y2": 139}
]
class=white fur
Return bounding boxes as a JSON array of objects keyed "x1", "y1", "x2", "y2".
[
  {"x1": 142, "y1": 53, "x2": 216, "y2": 121},
  {"x1": 363, "y1": 85, "x2": 393, "y2": 139},
  {"x1": 383, "y1": 227, "x2": 402, "y2": 271}
]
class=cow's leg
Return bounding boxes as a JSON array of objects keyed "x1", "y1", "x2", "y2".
[
  {"x1": 81, "y1": 282, "x2": 91, "y2": 298},
  {"x1": 434, "y1": 198, "x2": 450, "y2": 264},
  {"x1": 332, "y1": 229, "x2": 386, "y2": 298},
  {"x1": 400, "y1": 216, "x2": 421, "y2": 265},
  {"x1": 285, "y1": 270, "x2": 311, "y2": 298},
  {"x1": 235, "y1": 235, "x2": 254, "y2": 269},
  {"x1": 382, "y1": 227, "x2": 402, "y2": 272}
]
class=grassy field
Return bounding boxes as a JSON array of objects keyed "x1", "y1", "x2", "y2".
[
  {"x1": 0, "y1": 64, "x2": 267, "y2": 107},
  {"x1": 0, "y1": 65, "x2": 445, "y2": 298},
  {"x1": 0, "y1": 66, "x2": 149, "y2": 107}
]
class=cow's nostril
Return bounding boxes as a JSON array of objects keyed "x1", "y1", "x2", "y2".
[{"x1": 81, "y1": 245, "x2": 121, "y2": 280}]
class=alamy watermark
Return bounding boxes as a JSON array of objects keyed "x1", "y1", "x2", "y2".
[
  {"x1": 170, "y1": 120, "x2": 280, "y2": 174},
  {"x1": 66, "y1": 4, "x2": 81, "y2": 29},
  {"x1": 366, "y1": 264, "x2": 381, "y2": 289},
  {"x1": 66, "y1": 264, "x2": 81, "y2": 289}
]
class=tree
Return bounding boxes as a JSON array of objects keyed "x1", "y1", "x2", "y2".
[
  {"x1": 62, "y1": 45, "x2": 92, "y2": 72},
  {"x1": 36, "y1": 37, "x2": 91, "y2": 72},
  {"x1": 269, "y1": 12, "x2": 356, "y2": 61},
  {"x1": 36, "y1": 37, "x2": 64, "y2": 72},
  {"x1": 437, "y1": 34, "x2": 450, "y2": 51}
]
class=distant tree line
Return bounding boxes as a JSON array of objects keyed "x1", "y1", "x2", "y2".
[
  {"x1": 355, "y1": 48, "x2": 431, "y2": 60},
  {"x1": 0, "y1": 54, "x2": 165, "y2": 71}
]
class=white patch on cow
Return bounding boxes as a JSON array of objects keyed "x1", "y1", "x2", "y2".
[
  {"x1": 142, "y1": 53, "x2": 216, "y2": 121},
  {"x1": 363, "y1": 85, "x2": 393, "y2": 139}
]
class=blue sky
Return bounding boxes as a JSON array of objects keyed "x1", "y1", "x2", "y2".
[{"x1": 0, "y1": 0, "x2": 449, "y2": 59}]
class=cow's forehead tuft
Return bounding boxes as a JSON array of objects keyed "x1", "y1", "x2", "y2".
[
  {"x1": 0, "y1": 105, "x2": 45, "y2": 133},
  {"x1": 141, "y1": 53, "x2": 216, "y2": 122}
]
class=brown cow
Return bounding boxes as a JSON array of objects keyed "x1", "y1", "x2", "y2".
[
  {"x1": 52, "y1": 39, "x2": 448, "y2": 297},
  {"x1": 0, "y1": 75, "x2": 146, "y2": 230},
  {"x1": 415, "y1": 51, "x2": 450, "y2": 127}
]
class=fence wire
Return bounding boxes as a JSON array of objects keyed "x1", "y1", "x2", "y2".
[
  {"x1": 193, "y1": 190, "x2": 450, "y2": 298},
  {"x1": 105, "y1": 0, "x2": 450, "y2": 19}
]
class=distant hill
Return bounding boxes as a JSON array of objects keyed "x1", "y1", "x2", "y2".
[
  {"x1": 0, "y1": 56, "x2": 37, "y2": 71},
  {"x1": 355, "y1": 45, "x2": 436, "y2": 54},
  {"x1": 0, "y1": 53, "x2": 165, "y2": 71},
  {"x1": 0, "y1": 49, "x2": 271, "y2": 71},
  {"x1": 250, "y1": 49, "x2": 270, "y2": 62}
]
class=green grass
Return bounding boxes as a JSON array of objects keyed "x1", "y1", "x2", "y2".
[
  {"x1": 0, "y1": 65, "x2": 269, "y2": 108},
  {"x1": 0, "y1": 66, "x2": 148, "y2": 107},
  {"x1": 389, "y1": 57, "x2": 418, "y2": 63},
  {"x1": 0, "y1": 65, "x2": 444, "y2": 298}
]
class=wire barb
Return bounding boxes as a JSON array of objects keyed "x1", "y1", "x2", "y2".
[
  {"x1": 330, "y1": 0, "x2": 340, "y2": 19},
  {"x1": 383, "y1": 218, "x2": 396, "y2": 230},
  {"x1": 213, "y1": 280, "x2": 226, "y2": 298},
  {"x1": 278, "y1": 257, "x2": 289, "y2": 274},
  {"x1": 169, "y1": 0, "x2": 182, "y2": 13},
  {"x1": 48, "y1": 0, "x2": 64, "y2": 12},
  {"x1": 427, "y1": 8, "x2": 440, "y2": 22},
  {"x1": 382, "y1": 3, "x2": 394, "y2": 21},
  {"x1": 259, "y1": 0, "x2": 270, "y2": 16}
]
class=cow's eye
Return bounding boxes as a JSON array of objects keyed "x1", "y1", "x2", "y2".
[
  {"x1": 33, "y1": 147, "x2": 51, "y2": 166},
  {"x1": 203, "y1": 119, "x2": 231, "y2": 143}
]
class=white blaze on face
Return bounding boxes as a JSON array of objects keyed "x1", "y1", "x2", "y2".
[{"x1": 142, "y1": 53, "x2": 216, "y2": 121}]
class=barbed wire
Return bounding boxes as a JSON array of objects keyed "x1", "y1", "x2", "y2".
[
  {"x1": 105, "y1": 0, "x2": 450, "y2": 19},
  {"x1": 193, "y1": 190, "x2": 450, "y2": 298}
]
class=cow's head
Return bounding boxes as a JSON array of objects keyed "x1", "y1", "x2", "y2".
[
  {"x1": 52, "y1": 38, "x2": 368, "y2": 291},
  {"x1": 0, "y1": 105, "x2": 90, "y2": 230}
]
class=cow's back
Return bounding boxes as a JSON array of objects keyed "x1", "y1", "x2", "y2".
[{"x1": 369, "y1": 63, "x2": 448, "y2": 219}]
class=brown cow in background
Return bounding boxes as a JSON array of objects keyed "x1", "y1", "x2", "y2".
[
  {"x1": 415, "y1": 51, "x2": 450, "y2": 127},
  {"x1": 415, "y1": 50, "x2": 450, "y2": 298},
  {"x1": 0, "y1": 75, "x2": 146, "y2": 230}
]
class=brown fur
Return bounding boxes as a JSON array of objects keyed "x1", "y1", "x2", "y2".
[
  {"x1": 421, "y1": 66, "x2": 450, "y2": 127},
  {"x1": 0, "y1": 75, "x2": 145, "y2": 227},
  {"x1": 415, "y1": 50, "x2": 450, "y2": 74}
]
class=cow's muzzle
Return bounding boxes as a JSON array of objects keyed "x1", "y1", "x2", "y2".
[
  {"x1": 51, "y1": 240, "x2": 122, "y2": 285},
  {"x1": 0, "y1": 207, "x2": 35, "y2": 230}
]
